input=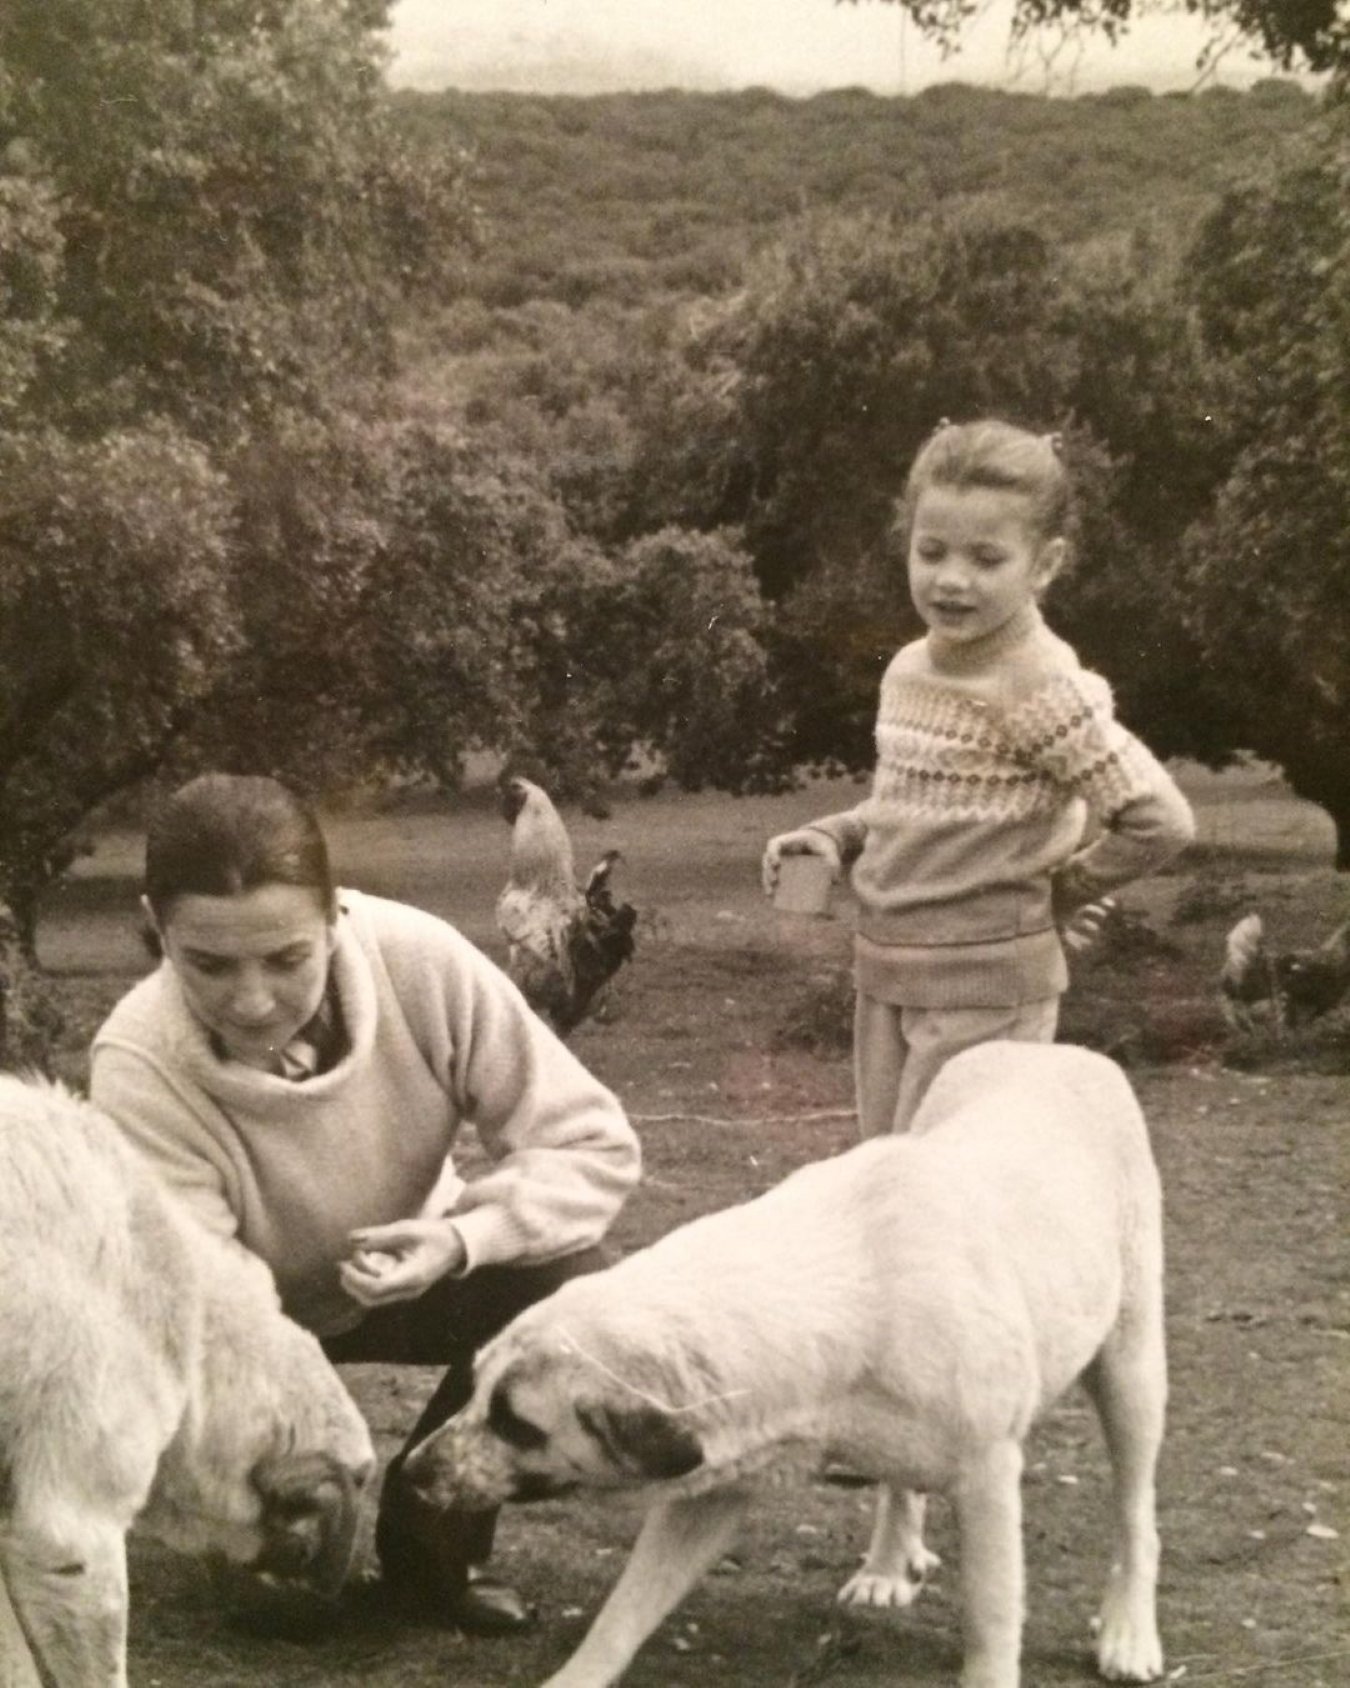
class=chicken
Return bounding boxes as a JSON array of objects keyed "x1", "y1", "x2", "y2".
[
  {"x1": 1277, "y1": 918, "x2": 1350, "y2": 1025},
  {"x1": 495, "y1": 775, "x2": 638, "y2": 1036},
  {"x1": 1219, "y1": 911, "x2": 1350, "y2": 1032}
]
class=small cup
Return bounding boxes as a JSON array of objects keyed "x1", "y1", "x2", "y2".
[{"x1": 773, "y1": 852, "x2": 836, "y2": 917}]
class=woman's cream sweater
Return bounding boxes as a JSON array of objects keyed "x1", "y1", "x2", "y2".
[{"x1": 91, "y1": 888, "x2": 639, "y2": 1335}]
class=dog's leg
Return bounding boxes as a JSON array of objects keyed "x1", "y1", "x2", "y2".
[
  {"x1": 540, "y1": 1487, "x2": 750, "y2": 1688},
  {"x1": 1084, "y1": 1329, "x2": 1165, "y2": 1683},
  {"x1": 837, "y1": 1485, "x2": 940, "y2": 1609},
  {"x1": 1, "y1": 1519, "x2": 130, "y2": 1688},
  {"x1": 953, "y1": 1440, "x2": 1024, "y2": 1688}
]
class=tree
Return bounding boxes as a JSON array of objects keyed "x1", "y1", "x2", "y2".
[
  {"x1": 0, "y1": 0, "x2": 472, "y2": 441},
  {"x1": 675, "y1": 206, "x2": 1083, "y2": 602},
  {"x1": 851, "y1": 1, "x2": 1350, "y2": 76},
  {"x1": 0, "y1": 133, "x2": 65, "y2": 421},
  {"x1": 0, "y1": 1, "x2": 474, "y2": 951},
  {"x1": 1175, "y1": 107, "x2": 1350, "y2": 861},
  {"x1": 618, "y1": 194, "x2": 1290, "y2": 790},
  {"x1": 171, "y1": 417, "x2": 787, "y2": 808},
  {"x1": 1036, "y1": 226, "x2": 1247, "y2": 768},
  {"x1": 191, "y1": 416, "x2": 605, "y2": 796},
  {"x1": 627, "y1": 206, "x2": 1110, "y2": 770},
  {"x1": 0, "y1": 425, "x2": 237, "y2": 954},
  {"x1": 590, "y1": 528, "x2": 789, "y2": 794}
]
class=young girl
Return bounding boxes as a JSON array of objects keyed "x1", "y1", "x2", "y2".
[{"x1": 763, "y1": 418, "x2": 1195, "y2": 1137}]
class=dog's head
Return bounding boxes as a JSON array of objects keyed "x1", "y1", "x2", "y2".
[
  {"x1": 402, "y1": 1324, "x2": 707, "y2": 1513},
  {"x1": 145, "y1": 1276, "x2": 375, "y2": 1593},
  {"x1": 238, "y1": 1324, "x2": 376, "y2": 1595},
  {"x1": 248, "y1": 1448, "x2": 367, "y2": 1597}
]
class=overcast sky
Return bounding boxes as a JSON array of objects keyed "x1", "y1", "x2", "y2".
[{"x1": 387, "y1": 0, "x2": 1289, "y2": 97}]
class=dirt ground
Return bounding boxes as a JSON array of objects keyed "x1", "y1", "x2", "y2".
[{"x1": 31, "y1": 766, "x2": 1350, "y2": 1687}]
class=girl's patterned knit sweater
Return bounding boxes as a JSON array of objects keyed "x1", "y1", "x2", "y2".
[{"x1": 809, "y1": 602, "x2": 1195, "y2": 1009}]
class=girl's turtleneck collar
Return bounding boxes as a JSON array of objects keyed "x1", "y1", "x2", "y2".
[{"x1": 925, "y1": 599, "x2": 1043, "y2": 675}]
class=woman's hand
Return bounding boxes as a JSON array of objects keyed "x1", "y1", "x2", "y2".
[
  {"x1": 338, "y1": 1218, "x2": 467, "y2": 1307},
  {"x1": 761, "y1": 829, "x2": 842, "y2": 898}
]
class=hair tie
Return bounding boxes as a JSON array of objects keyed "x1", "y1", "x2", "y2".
[{"x1": 1045, "y1": 430, "x2": 1064, "y2": 456}]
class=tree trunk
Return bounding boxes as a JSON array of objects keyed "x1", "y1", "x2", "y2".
[{"x1": 6, "y1": 883, "x2": 41, "y2": 965}]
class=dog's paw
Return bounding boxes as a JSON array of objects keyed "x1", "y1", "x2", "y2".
[
  {"x1": 1094, "y1": 1609, "x2": 1164, "y2": 1682},
  {"x1": 837, "y1": 1568, "x2": 921, "y2": 1609},
  {"x1": 836, "y1": 1546, "x2": 940, "y2": 1610}
]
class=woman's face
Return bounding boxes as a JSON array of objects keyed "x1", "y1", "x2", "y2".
[{"x1": 151, "y1": 884, "x2": 336, "y2": 1070}]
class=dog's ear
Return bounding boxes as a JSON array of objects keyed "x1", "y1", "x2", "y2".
[
  {"x1": 250, "y1": 1452, "x2": 361, "y2": 1597},
  {"x1": 576, "y1": 1401, "x2": 705, "y2": 1481}
]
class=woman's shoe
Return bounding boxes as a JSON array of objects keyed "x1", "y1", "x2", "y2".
[
  {"x1": 358, "y1": 1565, "x2": 535, "y2": 1634},
  {"x1": 443, "y1": 1568, "x2": 534, "y2": 1635}
]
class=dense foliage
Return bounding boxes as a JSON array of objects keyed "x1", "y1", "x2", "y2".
[
  {"x1": 395, "y1": 79, "x2": 1315, "y2": 310},
  {"x1": 0, "y1": 0, "x2": 476, "y2": 945},
  {"x1": 0, "y1": 0, "x2": 469, "y2": 438},
  {"x1": 2, "y1": 20, "x2": 1347, "y2": 952},
  {"x1": 1179, "y1": 107, "x2": 1350, "y2": 862},
  {"x1": 394, "y1": 87, "x2": 1333, "y2": 774},
  {"x1": 0, "y1": 425, "x2": 237, "y2": 952}
]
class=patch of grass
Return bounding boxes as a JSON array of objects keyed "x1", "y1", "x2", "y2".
[
  {"x1": 1221, "y1": 1005, "x2": 1350, "y2": 1075},
  {"x1": 1172, "y1": 870, "x2": 1271, "y2": 927},
  {"x1": 772, "y1": 964, "x2": 854, "y2": 1056}
]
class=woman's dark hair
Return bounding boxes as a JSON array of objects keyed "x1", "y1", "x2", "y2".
[{"x1": 144, "y1": 773, "x2": 336, "y2": 925}]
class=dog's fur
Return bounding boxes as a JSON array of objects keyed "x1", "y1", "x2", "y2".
[
  {"x1": 405, "y1": 1041, "x2": 1166, "y2": 1688},
  {"x1": 0, "y1": 1076, "x2": 374, "y2": 1688}
]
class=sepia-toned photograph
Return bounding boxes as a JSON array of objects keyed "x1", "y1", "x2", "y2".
[{"x1": 1, "y1": 3, "x2": 1345, "y2": 1685}]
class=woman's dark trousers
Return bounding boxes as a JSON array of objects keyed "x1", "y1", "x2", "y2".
[{"x1": 323, "y1": 1246, "x2": 608, "y2": 1606}]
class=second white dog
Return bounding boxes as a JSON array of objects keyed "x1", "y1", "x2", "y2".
[
  {"x1": 0, "y1": 1076, "x2": 375, "y2": 1688},
  {"x1": 406, "y1": 1041, "x2": 1167, "y2": 1688}
]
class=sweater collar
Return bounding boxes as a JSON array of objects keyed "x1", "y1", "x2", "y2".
[
  {"x1": 208, "y1": 983, "x2": 342, "y2": 1080},
  {"x1": 925, "y1": 599, "x2": 1043, "y2": 675}
]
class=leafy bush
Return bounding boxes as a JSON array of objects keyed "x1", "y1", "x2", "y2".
[
  {"x1": 0, "y1": 423, "x2": 236, "y2": 952},
  {"x1": 0, "y1": 913, "x2": 63, "y2": 1070}
]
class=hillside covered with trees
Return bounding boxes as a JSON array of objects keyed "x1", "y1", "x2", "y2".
[{"x1": 395, "y1": 79, "x2": 1318, "y2": 307}]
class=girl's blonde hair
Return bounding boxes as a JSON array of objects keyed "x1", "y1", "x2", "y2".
[{"x1": 898, "y1": 418, "x2": 1073, "y2": 550}]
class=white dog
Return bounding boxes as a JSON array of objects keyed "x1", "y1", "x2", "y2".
[
  {"x1": 0, "y1": 1076, "x2": 375, "y2": 1688},
  {"x1": 404, "y1": 1041, "x2": 1166, "y2": 1688}
]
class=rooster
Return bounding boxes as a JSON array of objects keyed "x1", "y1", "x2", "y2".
[
  {"x1": 495, "y1": 776, "x2": 637, "y2": 1036},
  {"x1": 1219, "y1": 912, "x2": 1350, "y2": 1032}
]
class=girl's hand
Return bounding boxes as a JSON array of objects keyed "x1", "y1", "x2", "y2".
[
  {"x1": 761, "y1": 829, "x2": 842, "y2": 898},
  {"x1": 1060, "y1": 896, "x2": 1117, "y2": 955},
  {"x1": 339, "y1": 1218, "x2": 467, "y2": 1307}
]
